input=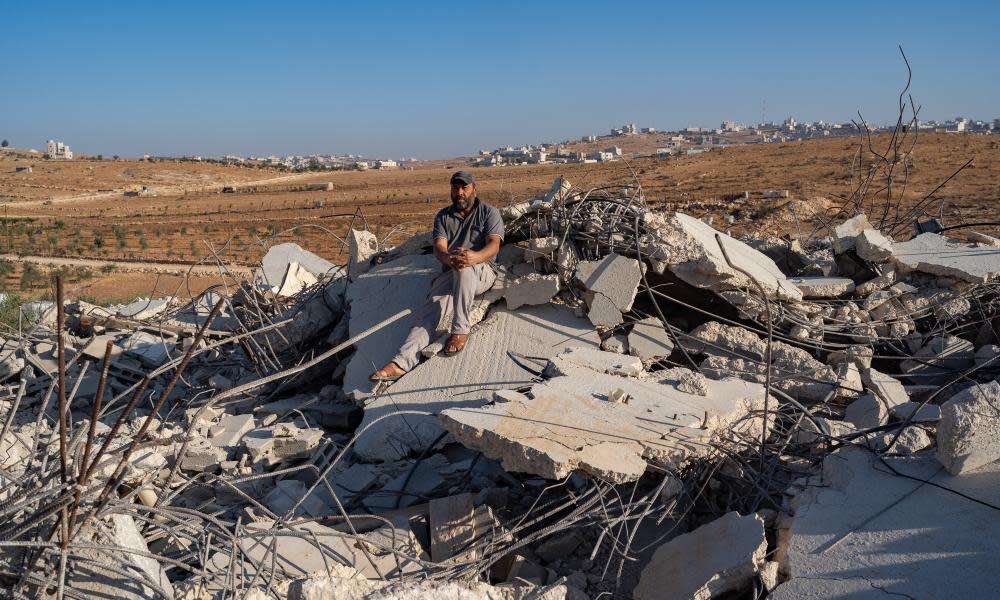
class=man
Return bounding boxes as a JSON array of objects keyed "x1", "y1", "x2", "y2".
[{"x1": 370, "y1": 171, "x2": 503, "y2": 381}]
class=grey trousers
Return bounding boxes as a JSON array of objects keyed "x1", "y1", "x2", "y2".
[{"x1": 391, "y1": 263, "x2": 498, "y2": 371}]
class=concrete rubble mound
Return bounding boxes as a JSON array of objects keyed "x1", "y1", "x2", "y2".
[{"x1": 3, "y1": 180, "x2": 1000, "y2": 599}]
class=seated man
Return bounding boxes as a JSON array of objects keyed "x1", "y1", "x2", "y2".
[{"x1": 370, "y1": 171, "x2": 503, "y2": 381}]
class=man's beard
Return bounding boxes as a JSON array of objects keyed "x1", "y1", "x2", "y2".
[{"x1": 451, "y1": 194, "x2": 473, "y2": 210}]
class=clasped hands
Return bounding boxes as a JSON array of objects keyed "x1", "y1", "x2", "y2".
[{"x1": 448, "y1": 247, "x2": 476, "y2": 271}]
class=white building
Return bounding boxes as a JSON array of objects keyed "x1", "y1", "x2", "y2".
[
  {"x1": 375, "y1": 159, "x2": 398, "y2": 170},
  {"x1": 46, "y1": 140, "x2": 73, "y2": 160}
]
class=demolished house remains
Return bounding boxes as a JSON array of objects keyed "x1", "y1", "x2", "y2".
[{"x1": 2, "y1": 167, "x2": 1000, "y2": 600}]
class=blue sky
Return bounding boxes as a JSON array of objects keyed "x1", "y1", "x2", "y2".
[{"x1": 3, "y1": 1, "x2": 997, "y2": 158}]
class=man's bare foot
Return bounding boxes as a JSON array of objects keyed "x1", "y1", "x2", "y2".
[
  {"x1": 369, "y1": 362, "x2": 407, "y2": 382},
  {"x1": 443, "y1": 333, "x2": 469, "y2": 356}
]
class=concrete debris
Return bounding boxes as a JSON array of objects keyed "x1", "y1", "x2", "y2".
[
  {"x1": 634, "y1": 512, "x2": 766, "y2": 600},
  {"x1": 788, "y1": 276, "x2": 855, "y2": 298},
  {"x1": 7, "y1": 195, "x2": 1000, "y2": 599},
  {"x1": 574, "y1": 253, "x2": 642, "y2": 327},
  {"x1": 643, "y1": 211, "x2": 803, "y2": 301}
]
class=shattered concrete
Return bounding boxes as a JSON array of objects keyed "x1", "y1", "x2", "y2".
[
  {"x1": 937, "y1": 380, "x2": 1000, "y2": 475},
  {"x1": 891, "y1": 232, "x2": 1000, "y2": 283}
]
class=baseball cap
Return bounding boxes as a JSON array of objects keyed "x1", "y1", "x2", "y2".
[{"x1": 450, "y1": 171, "x2": 476, "y2": 185}]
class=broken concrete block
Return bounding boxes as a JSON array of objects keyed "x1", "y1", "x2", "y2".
[
  {"x1": 536, "y1": 531, "x2": 583, "y2": 564},
  {"x1": 891, "y1": 232, "x2": 1000, "y2": 283},
  {"x1": 574, "y1": 253, "x2": 642, "y2": 327},
  {"x1": 348, "y1": 228, "x2": 380, "y2": 280},
  {"x1": 634, "y1": 512, "x2": 766, "y2": 600},
  {"x1": 545, "y1": 346, "x2": 644, "y2": 378},
  {"x1": 627, "y1": 316, "x2": 674, "y2": 366},
  {"x1": 585, "y1": 294, "x2": 624, "y2": 328},
  {"x1": 832, "y1": 213, "x2": 874, "y2": 254},
  {"x1": 844, "y1": 394, "x2": 888, "y2": 430},
  {"x1": 208, "y1": 413, "x2": 255, "y2": 448},
  {"x1": 788, "y1": 276, "x2": 855, "y2": 298},
  {"x1": 263, "y1": 479, "x2": 334, "y2": 517},
  {"x1": 600, "y1": 333, "x2": 628, "y2": 354},
  {"x1": 900, "y1": 334, "x2": 975, "y2": 380},
  {"x1": 276, "y1": 261, "x2": 319, "y2": 297},
  {"x1": 855, "y1": 228, "x2": 894, "y2": 262},
  {"x1": 503, "y1": 273, "x2": 560, "y2": 309},
  {"x1": 937, "y1": 381, "x2": 1000, "y2": 475},
  {"x1": 643, "y1": 212, "x2": 802, "y2": 301},
  {"x1": 180, "y1": 436, "x2": 228, "y2": 472},
  {"x1": 975, "y1": 344, "x2": 1000, "y2": 368},
  {"x1": 862, "y1": 368, "x2": 909, "y2": 409},
  {"x1": 891, "y1": 401, "x2": 941, "y2": 423}
]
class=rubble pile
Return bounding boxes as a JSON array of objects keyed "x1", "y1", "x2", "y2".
[{"x1": 2, "y1": 177, "x2": 1000, "y2": 599}]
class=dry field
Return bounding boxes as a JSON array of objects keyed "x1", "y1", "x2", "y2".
[{"x1": 0, "y1": 133, "x2": 997, "y2": 303}]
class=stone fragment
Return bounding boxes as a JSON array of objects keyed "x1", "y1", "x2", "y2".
[
  {"x1": 832, "y1": 213, "x2": 874, "y2": 254},
  {"x1": 348, "y1": 228, "x2": 380, "y2": 280},
  {"x1": 634, "y1": 512, "x2": 766, "y2": 600},
  {"x1": 180, "y1": 436, "x2": 228, "y2": 472},
  {"x1": 643, "y1": 212, "x2": 802, "y2": 301},
  {"x1": 844, "y1": 394, "x2": 888, "y2": 430},
  {"x1": 937, "y1": 381, "x2": 1000, "y2": 475},
  {"x1": 789, "y1": 276, "x2": 855, "y2": 298},
  {"x1": 900, "y1": 335, "x2": 975, "y2": 380},
  {"x1": 627, "y1": 316, "x2": 674, "y2": 366},
  {"x1": 503, "y1": 273, "x2": 560, "y2": 309},
  {"x1": 891, "y1": 232, "x2": 1000, "y2": 282},
  {"x1": 855, "y1": 228, "x2": 894, "y2": 262},
  {"x1": 600, "y1": 333, "x2": 628, "y2": 354},
  {"x1": 879, "y1": 425, "x2": 932, "y2": 454}
]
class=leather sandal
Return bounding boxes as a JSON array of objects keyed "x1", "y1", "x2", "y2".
[
  {"x1": 443, "y1": 333, "x2": 469, "y2": 356},
  {"x1": 369, "y1": 362, "x2": 407, "y2": 382}
]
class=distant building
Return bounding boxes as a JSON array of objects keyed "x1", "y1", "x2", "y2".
[
  {"x1": 604, "y1": 146, "x2": 622, "y2": 157},
  {"x1": 582, "y1": 135, "x2": 597, "y2": 143},
  {"x1": 374, "y1": 159, "x2": 398, "y2": 170},
  {"x1": 46, "y1": 139, "x2": 73, "y2": 160},
  {"x1": 641, "y1": 127, "x2": 656, "y2": 134}
]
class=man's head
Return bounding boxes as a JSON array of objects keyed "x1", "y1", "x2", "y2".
[{"x1": 450, "y1": 171, "x2": 476, "y2": 211}]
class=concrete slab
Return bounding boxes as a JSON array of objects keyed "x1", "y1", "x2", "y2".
[
  {"x1": 276, "y1": 261, "x2": 318, "y2": 297},
  {"x1": 634, "y1": 512, "x2": 766, "y2": 600},
  {"x1": 503, "y1": 273, "x2": 560, "y2": 310},
  {"x1": 440, "y1": 364, "x2": 764, "y2": 483},
  {"x1": 643, "y1": 211, "x2": 803, "y2": 302},
  {"x1": 832, "y1": 213, "x2": 874, "y2": 254},
  {"x1": 348, "y1": 228, "x2": 380, "y2": 280},
  {"x1": 772, "y1": 448, "x2": 1000, "y2": 599},
  {"x1": 341, "y1": 254, "x2": 441, "y2": 400},
  {"x1": 352, "y1": 303, "x2": 601, "y2": 462},
  {"x1": 575, "y1": 253, "x2": 642, "y2": 316},
  {"x1": 855, "y1": 228, "x2": 894, "y2": 262},
  {"x1": 891, "y1": 232, "x2": 1000, "y2": 283}
]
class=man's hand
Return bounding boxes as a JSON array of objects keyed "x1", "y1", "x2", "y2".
[{"x1": 449, "y1": 247, "x2": 474, "y2": 270}]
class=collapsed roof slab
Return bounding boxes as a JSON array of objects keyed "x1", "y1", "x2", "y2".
[
  {"x1": 352, "y1": 304, "x2": 601, "y2": 462},
  {"x1": 439, "y1": 363, "x2": 765, "y2": 484},
  {"x1": 891, "y1": 232, "x2": 1000, "y2": 283},
  {"x1": 772, "y1": 448, "x2": 1000, "y2": 599},
  {"x1": 342, "y1": 254, "x2": 442, "y2": 400},
  {"x1": 643, "y1": 212, "x2": 803, "y2": 302}
]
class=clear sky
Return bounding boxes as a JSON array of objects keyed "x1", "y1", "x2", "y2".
[{"x1": 3, "y1": 0, "x2": 997, "y2": 159}]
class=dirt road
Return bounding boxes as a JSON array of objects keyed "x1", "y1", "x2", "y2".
[{"x1": 0, "y1": 253, "x2": 253, "y2": 276}]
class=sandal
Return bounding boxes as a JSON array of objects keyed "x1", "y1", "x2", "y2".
[
  {"x1": 369, "y1": 362, "x2": 407, "y2": 382},
  {"x1": 443, "y1": 333, "x2": 469, "y2": 356}
]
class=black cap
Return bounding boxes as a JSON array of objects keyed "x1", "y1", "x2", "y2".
[{"x1": 450, "y1": 170, "x2": 476, "y2": 185}]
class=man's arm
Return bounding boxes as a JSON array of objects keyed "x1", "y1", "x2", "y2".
[{"x1": 433, "y1": 236, "x2": 453, "y2": 268}]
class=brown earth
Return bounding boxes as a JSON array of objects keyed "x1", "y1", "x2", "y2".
[{"x1": 1, "y1": 133, "x2": 997, "y2": 303}]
